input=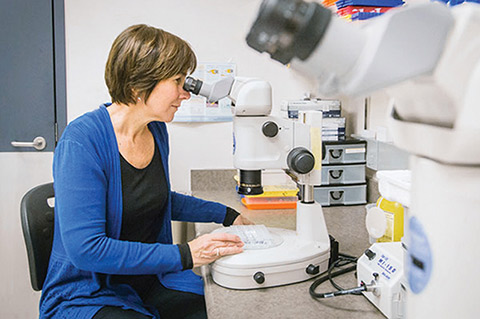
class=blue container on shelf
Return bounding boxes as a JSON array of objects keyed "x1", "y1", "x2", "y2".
[
  {"x1": 336, "y1": 0, "x2": 405, "y2": 9},
  {"x1": 351, "y1": 11, "x2": 385, "y2": 20}
]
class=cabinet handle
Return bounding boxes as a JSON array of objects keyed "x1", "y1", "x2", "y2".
[
  {"x1": 329, "y1": 149, "x2": 343, "y2": 159},
  {"x1": 329, "y1": 170, "x2": 343, "y2": 179},
  {"x1": 330, "y1": 190, "x2": 344, "y2": 201},
  {"x1": 11, "y1": 136, "x2": 46, "y2": 151}
]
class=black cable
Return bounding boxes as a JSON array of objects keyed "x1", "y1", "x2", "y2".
[
  {"x1": 339, "y1": 252, "x2": 357, "y2": 260},
  {"x1": 332, "y1": 259, "x2": 352, "y2": 267},
  {"x1": 309, "y1": 264, "x2": 358, "y2": 298},
  {"x1": 329, "y1": 258, "x2": 362, "y2": 294},
  {"x1": 329, "y1": 260, "x2": 349, "y2": 291},
  {"x1": 309, "y1": 253, "x2": 364, "y2": 299}
]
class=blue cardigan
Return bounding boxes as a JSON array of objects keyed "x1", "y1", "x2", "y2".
[{"x1": 40, "y1": 104, "x2": 228, "y2": 318}]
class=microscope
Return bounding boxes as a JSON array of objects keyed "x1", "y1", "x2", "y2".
[
  {"x1": 183, "y1": 76, "x2": 331, "y2": 289},
  {"x1": 244, "y1": 0, "x2": 480, "y2": 318}
]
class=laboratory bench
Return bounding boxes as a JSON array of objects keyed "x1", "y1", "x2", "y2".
[{"x1": 191, "y1": 170, "x2": 385, "y2": 319}]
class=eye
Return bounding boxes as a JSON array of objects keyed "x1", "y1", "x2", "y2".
[{"x1": 174, "y1": 77, "x2": 183, "y2": 85}]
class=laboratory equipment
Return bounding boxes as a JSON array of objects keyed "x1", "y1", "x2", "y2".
[
  {"x1": 183, "y1": 76, "x2": 331, "y2": 289},
  {"x1": 246, "y1": 0, "x2": 480, "y2": 317},
  {"x1": 363, "y1": 171, "x2": 410, "y2": 318},
  {"x1": 356, "y1": 242, "x2": 406, "y2": 318}
]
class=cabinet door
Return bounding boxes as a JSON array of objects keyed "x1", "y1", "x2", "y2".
[{"x1": 0, "y1": 0, "x2": 66, "y2": 152}]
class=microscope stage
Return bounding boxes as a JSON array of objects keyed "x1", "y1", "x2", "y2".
[{"x1": 210, "y1": 227, "x2": 330, "y2": 289}]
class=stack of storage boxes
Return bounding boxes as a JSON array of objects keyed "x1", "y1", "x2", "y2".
[
  {"x1": 314, "y1": 139, "x2": 367, "y2": 206},
  {"x1": 281, "y1": 99, "x2": 345, "y2": 141}
]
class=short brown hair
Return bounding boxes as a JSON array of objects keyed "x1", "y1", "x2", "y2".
[{"x1": 105, "y1": 24, "x2": 197, "y2": 105}]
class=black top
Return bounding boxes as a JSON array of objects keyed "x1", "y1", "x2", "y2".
[
  {"x1": 119, "y1": 143, "x2": 167, "y2": 243},
  {"x1": 111, "y1": 141, "x2": 240, "y2": 296},
  {"x1": 112, "y1": 144, "x2": 191, "y2": 295}
]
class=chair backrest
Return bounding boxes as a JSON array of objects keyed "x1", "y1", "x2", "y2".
[{"x1": 20, "y1": 182, "x2": 54, "y2": 291}]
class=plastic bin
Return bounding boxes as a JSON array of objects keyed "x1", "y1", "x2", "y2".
[{"x1": 376, "y1": 170, "x2": 411, "y2": 207}]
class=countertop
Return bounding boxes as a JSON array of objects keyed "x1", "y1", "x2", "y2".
[{"x1": 193, "y1": 189, "x2": 385, "y2": 319}]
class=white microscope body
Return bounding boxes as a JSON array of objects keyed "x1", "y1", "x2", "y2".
[
  {"x1": 183, "y1": 76, "x2": 331, "y2": 289},
  {"x1": 246, "y1": 0, "x2": 480, "y2": 317}
]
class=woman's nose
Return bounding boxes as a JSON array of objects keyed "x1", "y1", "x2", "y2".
[{"x1": 180, "y1": 88, "x2": 191, "y2": 100}]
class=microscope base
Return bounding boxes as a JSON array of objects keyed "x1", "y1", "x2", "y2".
[{"x1": 210, "y1": 228, "x2": 330, "y2": 289}]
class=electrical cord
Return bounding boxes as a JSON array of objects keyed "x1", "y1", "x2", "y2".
[
  {"x1": 329, "y1": 256, "x2": 358, "y2": 291},
  {"x1": 339, "y1": 252, "x2": 357, "y2": 260},
  {"x1": 309, "y1": 253, "x2": 368, "y2": 299}
]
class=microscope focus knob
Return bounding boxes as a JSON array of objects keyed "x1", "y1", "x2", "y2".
[
  {"x1": 253, "y1": 271, "x2": 265, "y2": 284},
  {"x1": 287, "y1": 147, "x2": 315, "y2": 174},
  {"x1": 262, "y1": 121, "x2": 279, "y2": 137},
  {"x1": 306, "y1": 264, "x2": 320, "y2": 275}
]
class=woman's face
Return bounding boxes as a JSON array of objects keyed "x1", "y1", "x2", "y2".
[{"x1": 143, "y1": 74, "x2": 191, "y2": 122}]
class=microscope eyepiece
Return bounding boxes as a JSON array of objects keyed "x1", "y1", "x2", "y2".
[
  {"x1": 183, "y1": 76, "x2": 203, "y2": 95},
  {"x1": 246, "y1": 0, "x2": 332, "y2": 64}
]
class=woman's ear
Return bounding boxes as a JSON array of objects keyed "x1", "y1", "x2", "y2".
[{"x1": 132, "y1": 89, "x2": 143, "y2": 104}]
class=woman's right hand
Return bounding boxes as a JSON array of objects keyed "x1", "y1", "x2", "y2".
[{"x1": 188, "y1": 233, "x2": 244, "y2": 267}]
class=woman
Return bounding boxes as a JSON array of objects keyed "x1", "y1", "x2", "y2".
[{"x1": 40, "y1": 24, "x2": 251, "y2": 319}]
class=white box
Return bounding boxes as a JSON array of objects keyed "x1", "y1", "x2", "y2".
[{"x1": 376, "y1": 170, "x2": 411, "y2": 208}]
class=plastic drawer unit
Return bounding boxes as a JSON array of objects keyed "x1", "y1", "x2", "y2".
[
  {"x1": 322, "y1": 139, "x2": 367, "y2": 165},
  {"x1": 317, "y1": 139, "x2": 367, "y2": 206},
  {"x1": 321, "y1": 164, "x2": 366, "y2": 185},
  {"x1": 314, "y1": 184, "x2": 367, "y2": 206}
]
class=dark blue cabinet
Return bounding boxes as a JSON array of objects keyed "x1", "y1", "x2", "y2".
[{"x1": 0, "y1": 0, "x2": 66, "y2": 152}]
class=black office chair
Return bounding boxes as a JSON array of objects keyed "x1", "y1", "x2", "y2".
[{"x1": 20, "y1": 182, "x2": 55, "y2": 291}]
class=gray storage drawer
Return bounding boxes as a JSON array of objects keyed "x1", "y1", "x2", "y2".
[
  {"x1": 314, "y1": 184, "x2": 367, "y2": 206},
  {"x1": 322, "y1": 140, "x2": 367, "y2": 165},
  {"x1": 321, "y1": 164, "x2": 366, "y2": 185}
]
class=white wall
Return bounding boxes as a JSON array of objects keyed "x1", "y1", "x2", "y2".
[{"x1": 0, "y1": 153, "x2": 53, "y2": 318}]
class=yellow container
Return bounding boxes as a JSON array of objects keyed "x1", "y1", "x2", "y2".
[{"x1": 376, "y1": 196, "x2": 404, "y2": 242}]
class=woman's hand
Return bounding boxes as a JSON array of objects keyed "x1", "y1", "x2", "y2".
[
  {"x1": 188, "y1": 233, "x2": 244, "y2": 268},
  {"x1": 232, "y1": 214, "x2": 254, "y2": 226}
]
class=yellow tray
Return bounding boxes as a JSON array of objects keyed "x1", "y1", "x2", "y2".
[{"x1": 244, "y1": 185, "x2": 299, "y2": 198}]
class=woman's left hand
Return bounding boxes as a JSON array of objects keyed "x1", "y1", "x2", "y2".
[{"x1": 233, "y1": 214, "x2": 254, "y2": 226}]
